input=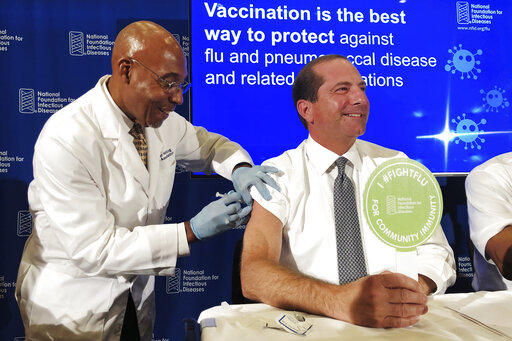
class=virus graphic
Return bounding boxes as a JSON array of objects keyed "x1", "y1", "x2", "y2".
[
  {"x1": 451, "y1": 113, "x2": 487, "y2": 150},
  {"x1": 480, "y1": 86, "x2": 509, "y2": 112},
  {"x1": 444, "y1": 44, "x2": 483, "y2": 80}
]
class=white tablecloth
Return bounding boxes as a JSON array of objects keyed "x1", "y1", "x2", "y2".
[{"x1": 198, "y1": 291, "x2": 512, "y2": 340}]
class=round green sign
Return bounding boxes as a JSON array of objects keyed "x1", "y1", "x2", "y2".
[{"x1": 363, "y1": 158, "x2": 442, "y2": 252}]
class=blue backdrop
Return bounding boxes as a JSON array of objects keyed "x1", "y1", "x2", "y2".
[
  {"x1": 191, "y1": 0, "x2": 512, "y2": 173},
  {"x1": 1, "y1": 1, "x2": 479, "y2": 340}
]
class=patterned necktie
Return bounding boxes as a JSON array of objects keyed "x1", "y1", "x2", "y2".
[
  {"x1": 333, "y1": 156, "x2": 367, "y2": 284},
  {"x1": 128, "y1": 122, "x2": 148, "y2": 169}
]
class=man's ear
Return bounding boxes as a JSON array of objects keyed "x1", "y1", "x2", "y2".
[
  {"x1": 115, "y1": 58, "x2": 132, "y2": 84},
  {"x1": 297, "y1": 99, "x2": 314, "y2": 126}
]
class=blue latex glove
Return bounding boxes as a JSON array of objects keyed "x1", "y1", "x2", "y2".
[
  {"x1": 190, "y1": 191, "x2": 252, "y2": 240},
  {"x1": 232, "y1": 165, "x2": 281, "y2": 205}
]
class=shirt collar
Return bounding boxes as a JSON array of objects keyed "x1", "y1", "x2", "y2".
[
  {"x1": 305, "y1": 135, "x2": 362, "y2": 174},
  {"x1": 100, "y1": 76, "x2": 135, "y2": 130}
]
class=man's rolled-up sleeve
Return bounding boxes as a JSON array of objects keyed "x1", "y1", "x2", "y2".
[{"x1": 249, "y1": 162, "x2": 289, "y2": 226}]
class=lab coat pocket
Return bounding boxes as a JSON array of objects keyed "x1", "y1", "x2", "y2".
[{"x1": 28, "y1": 267, "x2": 113, "y2": 331}]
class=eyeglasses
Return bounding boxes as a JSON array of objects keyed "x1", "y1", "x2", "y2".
[{"x1": 130, "y1": 58, "x2": 191, "y2": 94}]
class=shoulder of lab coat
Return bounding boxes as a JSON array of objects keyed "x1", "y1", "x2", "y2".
[{"x1": 160, "y1": 112, "x2": 253, "y2": 179}]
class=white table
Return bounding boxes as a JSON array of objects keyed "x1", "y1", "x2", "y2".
[{"x1": 198, "y1": 291, "x2": 512, "y2": 340}]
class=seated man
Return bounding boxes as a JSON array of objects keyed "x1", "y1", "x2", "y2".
[
  {"x1": 466, "y1": 152, "x2": 512, "y2": 291},
  {"x1": 241, "y1": 55, "x2": 456, "y2": 328}
]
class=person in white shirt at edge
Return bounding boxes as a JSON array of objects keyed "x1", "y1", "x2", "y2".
[
  {"x1": 15, "y1": 21, "x2": 280, "y2": 340},
  {"x1": 240, "y1": 55, "x2": 456, "y2": 329},
  {"x1": 466, "y1": 153, "x2": 512, "y2": 291}
]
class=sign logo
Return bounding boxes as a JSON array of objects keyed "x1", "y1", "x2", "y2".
[
  {"x1": 452, "y1": 113, "x2": 487, "y2": 150},
  {"x1": 363, "y1": 159, "x2": 442, "y2": 252},
  {"x1": 444, "y1": 44, "x2": 483, "y2": 80},
  {"x1": 69, "y1": 31, "x2": 85, "y2": 56},
  {"x1": 166, "y1": 268, "x2": 181, "y2": 294},
  {"x1": 456, "y1": 2, "x2": 471, "y2": 24},
  {"x1": 17, "y1": 210, "x2": 32, "y2": 237},
  {"x1": 172, "y1": 33, "x2": 180, "y2": 44},
  {"x1": 165, "y1": 268, "x2": 220, "y2": 293},
  {"x1": 480, "y1": 86, "x2": 509, "y2": 112},
  {"x1": 19, "y1": 88, "x2": 35, "y2": 113}
]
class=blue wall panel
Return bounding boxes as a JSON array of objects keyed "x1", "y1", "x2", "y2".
[{"x1": 0, "y1": 1, "x2": 475, "y2": 340}]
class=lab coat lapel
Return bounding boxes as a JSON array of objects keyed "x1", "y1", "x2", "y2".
[
  {"x1": 92, "y1": 76, "x2": 150, "y2": 195},
  {"x1": 146, "y1": 127, "x2": 163, "y2": 200},
  {"x1": 117, "y1": 131, "x2": 150, "y2": 195}
]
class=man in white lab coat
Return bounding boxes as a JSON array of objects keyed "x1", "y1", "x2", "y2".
[{"x1": 15, "y1": 21, "x2": 279, "y2": 340}]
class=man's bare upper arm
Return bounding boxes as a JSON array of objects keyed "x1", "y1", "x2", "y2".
[
  {"x1": 486, "y1": 225, "x2": 512, "y2": 280},
  {"x1": 242, "y1": 201, "x2": 283, "y2": 264}
]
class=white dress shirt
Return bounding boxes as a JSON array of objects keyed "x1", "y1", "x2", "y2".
[
  {"x1": 466, "y1": 152, "x2": 512, "y2": 291},
  {"x1": 251, "y1": 136, "x2": 456, "y2": 294}
]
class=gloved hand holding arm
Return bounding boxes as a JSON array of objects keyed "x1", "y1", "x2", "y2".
[
  {"x1": 187, "y1": 191, "x2": 252, "y2": 241},
  {"x1": 232, "y1": 165, "x2": 281, "y2": 205}
]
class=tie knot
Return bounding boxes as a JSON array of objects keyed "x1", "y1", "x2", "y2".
[
  {"x1": 129, "y1": 123, "x2": 144, "y2": 137},
  {"x1": 335, "y1": 156, "x2": 348, "y2": 171}
]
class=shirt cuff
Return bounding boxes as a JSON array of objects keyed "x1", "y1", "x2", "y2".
[
  {"x1": 212, "y1": 149, "x2": 253, "y2": 180},
  {"x1": 141, "y1": 223, "x2": 178, "y2": 276},
  {"x1": 418, "y1": 254, "x2": 455, "y2": 295},
  {"x1": 177, "y1": 222, "x2": 191, "y2": 257}
]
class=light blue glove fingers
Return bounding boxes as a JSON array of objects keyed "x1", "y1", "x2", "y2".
[
  {"x1": 257, "y1": 171, "x2": 281, "y2": 193},
  {"x1": 234, "y1": 205, "x2": 253, "y2": 227},
  {"x1": 190, "y1": 192, "x2": 243, "y2": 239},
  {"x1": 232, "y1": 170, "x2": 253, "y2": 205},
  {"x1": 228, "y1": 212, "x2": 240, "y2": 222},
  {"x1": 222, "y1": 191, "x2": 243, "y2": 205},
  {"x1": 232, "y1": 166, "x2": 281, "y2": 204},
  {"x1": 226, "y1": 202, "x2": 242, "y2": 215},
  {"x1": 228, "y1": 205, "x2": 252, "y2": 222},
  {"x1": 260, "y1": 165, "x2": 279, "y2": 173},
  {"x1": 240, "y1": 189, "x2": 253, "y2": 206},
  {"x1": 231, "y1": 168, "x2": 247, "y2": 190},
  {"x1": 253, "y1": 181, "x2": 272, "y2": 201},
  {"x1": 238, "y1": 205, "x2": 252, "y2": 218}
]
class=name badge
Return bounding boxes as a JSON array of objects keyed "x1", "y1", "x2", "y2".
[{"x1": 160, "y1": 148, "x2": 174, "y2": 161}]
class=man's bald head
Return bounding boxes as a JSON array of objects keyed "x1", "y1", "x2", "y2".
[
  {"x1": 111, "y1": 21, "x2": 184, "y2": 74},
  {"x1": 107, "y1": 21, "x2": 188, "y2": 128}
]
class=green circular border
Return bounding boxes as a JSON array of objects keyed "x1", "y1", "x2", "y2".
[{"x1": 363, "y1": 158, "x2": 443, "y2": 251}]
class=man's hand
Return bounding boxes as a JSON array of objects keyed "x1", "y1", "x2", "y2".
[
  {"x1": 331, "y1": 272, "x2": 428, "y2": 328},
  {"x1": 232, "y1": 165, "x2": 281, "y2": 205},
  {"x1": 418, "y1": 274, "x2": 437, "y2": 295},
  {"x1": 189, "y1": 191, "x2": 251, "y2": 240}
]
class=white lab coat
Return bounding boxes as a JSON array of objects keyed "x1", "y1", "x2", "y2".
[{"x1": 15, "y1": 76, "x2": 252, "y2": 340}]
